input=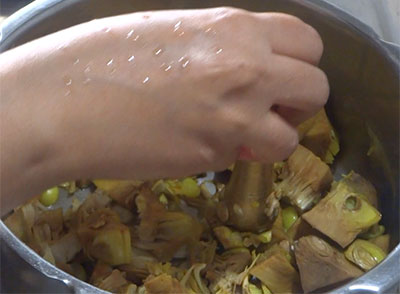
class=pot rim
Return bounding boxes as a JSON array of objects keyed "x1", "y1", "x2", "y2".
[{"x1": 0, "y1": 0, "x2": 399, "y2": 293}]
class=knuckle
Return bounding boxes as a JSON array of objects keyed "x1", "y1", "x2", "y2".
[
  {"x1": 208, "y1": 59, "x2": 262, "y2": 91},
  {"x1": 221, "y1": 106, "x2": 251, "y2": 134},
  {"x1": 214, "y1": 6, "x2": 251, "y2": 23},
  {"x1": 272, "y1": 13, "x2": 305, "y2": 27},
  {"x1": 272, "y1": 13, "x2": 324, "y2": 62},
  {"x1": 229, "y1": 61, "x2": 264, "y2": 88}
]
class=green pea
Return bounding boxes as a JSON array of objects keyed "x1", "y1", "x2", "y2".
[
  {"x1": 159, "y1": 193, "x2": 168, "y2": 205},
  {"x1": 258, "y1": 230, "x2": 272, "y2": 243},
  {"x1": 282, "y1": 206, "x2": 298, "y2": 231},
  {"x1": 39, "y1": 187, "x2": 59, "y2": 206},
  {"x1": 180, "y1": 178, "x2": 200, "y2": 198}
]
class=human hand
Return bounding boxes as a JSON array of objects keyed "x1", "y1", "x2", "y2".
[{"x1": 0, "y1": 7, "x2": 329, "y2": 197}]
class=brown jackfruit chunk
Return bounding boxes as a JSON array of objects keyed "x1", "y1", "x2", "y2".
[
  {"x1": 275, "y1": 145, "x2": 333, "y2": 211},
  {"x1": 249, "y1": 252, "x2": 301, "y2": 294},
  {"x1": 295, "y1": 236, "x2": 363, "y2": 293},
  {"x1": 144, "y1": 274, "x2": 186, "y2": 294},
  {"x1": 298, "y1": 109, "x2": 339, "y2": 163},
  {"x1": 340, "y1": 171, "x2": 378, "y2": 207},
  {"x1": 303, "y1": 177, "x2": 381, "y2": 247}
]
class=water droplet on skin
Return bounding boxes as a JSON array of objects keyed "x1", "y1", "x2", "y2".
[
  {"x1": 161, "y1": 62, "x2": 174, "y2": 72},
  {"x1": 178, "y1": 56, "x2": 190, "y2": 68},
  {"x1": 83, "y1": 78, "x2": 91, "y2": 84},
  {"x1": 107, "y1": 59, "x2": 114, "y2": 66},
  {"x1": 128, "y1": 55, "x2": 135, "y2": 62},
  {"x1": 84, "y1": 66, "x2": 91, "y2": 74},
  {"x1": 154, "y1": 48, "x2": 163, "y2": 56},
  {"x1": 73, "y1": 59, "x2": 80, "y2": 65},
  {"x1": 65, "y1": 90, "x2": 71, "y2": 96},
  {"x1": 174, "y1": 21, "x2": 182, "y2": 32},
  {"x1": 103, "y1": 27, "x2": 111, "y2": 33},
  {"x1": 143, "y1": 76, "x2": 150, "y2": 84},
  {"x1": 133, "y1": 35, "x2": 140, "y2": 41},
  {"x1": 126, "y1": 29, "x2": 135, "y2": 39},
  {"x1": 65, "y1": 79, "x2": 72, "y2": 86},
  {"x1": 178, "y1": 32, "x2": 185, "y2": 37},
  {"x1": 182, "y1": 60, "x2": 190, "y2": 68},
  {"x1": 216, "y1": 48, "x2": 223, "y2": 54},
  {"x1": 205, "y1": 28, "x2": 217, "y2": 35}
]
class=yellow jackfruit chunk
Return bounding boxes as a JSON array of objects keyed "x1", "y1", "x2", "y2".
[
  {"x1": 90, "y1": 224, "x2": 132, "y2": 266},
  {"x1": 298, "y1": 109, "x2": 340, "y2": 164},
  {"x1": 344, "y1": 239, "x2": 387, "y2": 270},
  {"x1": 94, "y1": 179, "x2": 142, "y2": 209}
]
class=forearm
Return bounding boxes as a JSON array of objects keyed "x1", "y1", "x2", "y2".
[
  {"x1": 0, "y1": 13, "x2": 178, "y2": 205},
  {"x1": 0, "y1": 18, "x2": 125, "y2": 206},
  {"x1": 1, "y1": 39, "x2": 76, "y2": 208}
]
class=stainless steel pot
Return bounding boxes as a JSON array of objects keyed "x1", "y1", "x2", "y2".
[{"x1": 1, "y1": 0, "x2": 399, "y2": 293}]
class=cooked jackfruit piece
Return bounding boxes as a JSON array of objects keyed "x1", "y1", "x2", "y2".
[
  {"x1": 344, "y1": 239, "x2": 387, "y2": 270},
  {"x1": 59, "y1": 181, "x2": 77, "y2": 194},
  {"x1": 180, "y1": 264, "x2": 210, "y2": 294},
  {"x1": 144, "y1": 274, "x2": 186, "y2": 294},
  {"x1": 213, "y1": 226, "x2": 243, "y2": 249},
  {"x1": 270, "y1": 210, "x2": 289, "y2": 244},
  {"x1": 299, "y1": 109, "x2": 340, "y2": 164},
  {"x1": 249, "y1": 251, "x2": 301, "y2": 294},
  {"x1": 222, "y1": 161, "x2": 274, "y2": 232},
  {"x1": 189, "y1": 240, "x2": 217, "y2": 266},
  {"x1": 240, "y1": 230, "x2": 272, "y2": 248},
  {"x1": 297, "y1": 112, "x2": 318, "y2": 140},
  {"x1": 359, "y1": 224, "x2": 385, "y2": 240},
  {"x1": 90, "y1": 262, "x2": 113, "y2": 287},
  {"x1": 206, "y1": 248, "x2": 252, "y2": 287},
  {"x1": 89, "y1": 223, "x2": 132, "y2": 266},
  {"x1": 135, "y1": 189, "x2": 203, "y2": 261},
  {"x1": 152, "y1": 178, "x2": 201, "y2": 198},
  {"x1": 49, "y1": 232, "x2": 82, "y2": 264},
  {"x1": 295, "y1": 236, "x2": 363, "y2": 293},
  {"x1": 242, "y1": 275, "x2": 272, "y2": 294},
  {"x1": 111, "y1": 204, "x2": 135, "y2": 224},
  {"x1": 303, "y1": 177, "x2": 381, "y2": 247},
  {"x1": 146, "y1": 262, "x2": 184, "y2": 280},
  {"x1": 275, "y1": 145, "x2": 333, "y2": 211},
  {"x1": 286, "y1": 217, "x2": 319, "y2": 242},
  {"x1": 34, "y1": 208, "x2": 64, "y2": 240},
  {"x1": 4, "y1": 209, "x2": 29, "y2": 241},
  {"x1": 370, "y1": 234, "x2": 390, "y2": 254},
  {"x1": 339, "y1": 171, "x2": 378, "y2": 207},
  {"x1": 118, "y1": 247, "x2": 158, "y2": 283},
  {"x1": 96, "y1": 269, "x2": 131, "y2": 293},
  {"x1": 94, "y1": 179, "x2": 142, "y2": 209}
]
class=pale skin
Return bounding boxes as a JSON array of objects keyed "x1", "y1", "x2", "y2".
[{"x1": 0, "y1": 7, "x2": 329, "y2": 209}]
